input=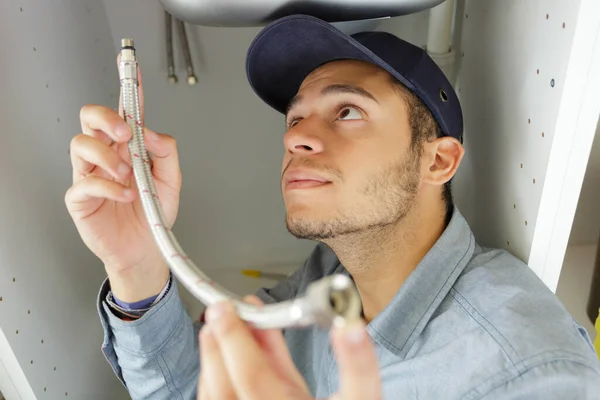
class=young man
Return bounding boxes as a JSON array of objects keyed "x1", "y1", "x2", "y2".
[{"x1": 66, "y1": 14, "x2": 600, "y2": 400}]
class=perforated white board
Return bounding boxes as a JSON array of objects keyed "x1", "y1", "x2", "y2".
[
  {"x1": 452, "y1": 0, "x2": 600, "y2": 291},
  {"x1": 0, "y1": 1, "x2": 129, "y2": 399}
]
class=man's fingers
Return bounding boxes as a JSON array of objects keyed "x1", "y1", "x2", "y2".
[
  {"x1": 199, "y1": 326, "x2": 236, "y2": 400},
  {"x1": 140, "y1": 129, "x2": 182, "y2": 191},
  {"x1": 198, "y1": 370, "x2": 211, "y2": 400},
  {"x1": 65, "y1": 175, "x2": 136, "y2": 217},
  {"x1": 330, "y1": 321, "x2": 382, "y2": 400},
  {"x1": 243, "y1": 296, "x2": 307, "y2": 390},
  {"x1": 80, "y1": 104, "x2": 132, "y2": 144},
  {"x1": 70, "y1": 134, "x2": 132, "y2": 183},
  {"x1": 205, "y1": 301, "x2": 283, "y2": 399}
]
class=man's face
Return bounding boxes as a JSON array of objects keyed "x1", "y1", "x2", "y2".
[{"x1": 281, "y1": 60, "x2": 424, "y2": 240}]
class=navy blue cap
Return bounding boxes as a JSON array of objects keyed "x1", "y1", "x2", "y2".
[{"x1": 246, "y1": 14, "x2": 463, "y2": 141}]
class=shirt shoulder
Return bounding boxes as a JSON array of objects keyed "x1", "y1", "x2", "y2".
[{"x1": 446, "y1": 245, "x2": 600, "y2": 396}]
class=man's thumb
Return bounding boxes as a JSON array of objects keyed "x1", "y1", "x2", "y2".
[
  {"x1": 143, "y1": 128, "x2": 181, "y2": 190},
  {"x1": 330, "y1": 321, "x2": 382, "y2": 400}
]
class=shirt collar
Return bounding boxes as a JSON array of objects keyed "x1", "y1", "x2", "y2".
[{"x1": 356, "y1": 206, "x2": 476, "y2": 358}]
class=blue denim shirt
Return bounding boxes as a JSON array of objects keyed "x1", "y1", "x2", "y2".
[{"x1": 97, "y1": 207, "x2": 600, "y2": 399}]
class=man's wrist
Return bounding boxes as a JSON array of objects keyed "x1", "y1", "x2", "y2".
[
  {"x1": 112, "y1": 273, "x2": 171, "y2": 309},
  {"x1": 106, "y1": 260, "x2": 170, "y2": 304},
  {"x1": 106, "y1": 274, "x2": 172, "y2": 320}
]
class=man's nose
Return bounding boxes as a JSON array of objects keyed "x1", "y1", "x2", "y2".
[{"x1": 283, "y1": 118, "x2": 325, "y2": 155}]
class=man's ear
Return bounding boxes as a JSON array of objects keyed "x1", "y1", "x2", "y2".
[{"x1": 422, "y1": 136, "x2": 464, "y2": 185}]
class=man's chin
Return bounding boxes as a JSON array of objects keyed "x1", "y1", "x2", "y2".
[{"x1": 285, "y1": 215, "x2": 343, "y2": 241}]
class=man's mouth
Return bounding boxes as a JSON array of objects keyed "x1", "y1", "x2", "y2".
[{"x1": 283, "y1": 169, "x2": 332, "y2": 190}]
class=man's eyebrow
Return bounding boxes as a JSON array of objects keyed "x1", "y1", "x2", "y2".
[{"x1": 285, "y1": 84, "x2": 379, "y2": 118}]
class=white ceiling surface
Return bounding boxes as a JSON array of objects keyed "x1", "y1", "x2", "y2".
[{"x1": 101, "y1": 0, "x2": 431, "y2": 274}]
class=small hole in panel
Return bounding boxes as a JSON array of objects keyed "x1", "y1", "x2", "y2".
[
  {"x1": 466, "y1": 13, "x2": 468, "y2": 19},
  {"x1": 528, "y1": 118, "x2": 531, "y2": 124},
  {"x1": 525, "y1": 221, "x2": 528, "y2": 226},
  {"x1": 65, "y1": 392, "x2": 68, "y2": 396},
  {"x1": 506, "y1": 240, "x2": 510, "y2": 246},
  {"x1": 513, "y1": 204, "x2": 516, "y2": 209},
  {"x1": 0, "y1": 296, "x2": 3, "y2": 302},
  {"x1": 57, "y1": 117, "x2": 60, "y2": 123},
  {"x1": 536, "y1": 69, "x2": 539, "y2": 75},
  {"x1": 46, "y1": 84, "x2": 49, "y2": 88},
  {"x1": 16, "y1": 329, "x2": 19, "y2": 334},
  {"x1": 562, "y1": 22, "x2": 566, "y2": 28},
  {"x1": 542, "y1": 132, "x2": 545, "y2": 138},
  {"x1": 551, "y1": 79, "x2": 555, "y2": 87},
  {"x1": 533, "y1": 178, "x2": 536, "y2": 184},
  {"x1": 440, "y1": 89, "x2": 448, "y2": 102},
  {"x1": 44, "y1": 387, "x2": 47, "y2": 392},
  {"x1": 520, "y1": 163, "x2": 523, "y2": 169},
  {"x1": 546, "y1": 14, "x2": 549, "y2": 20},
  {"x1": 28, "y1": 310, "x2": 30, "y2": 314},
  {"x1": 13, "y1": 277, "x2": 16, "y2": 282},
  {"x1": 54, "y1": 367, "x2": 57, "y2": 371},
  {"x1": 33, "y1": 47, "x2": 36, "y2": 51},
  {"x1": 30, "y1": 360, "x2": 33, "y2": 364},
  {"x1": 41, "y1": 339, "x2": 44, "y2": 344},
  {"x1": 20, "y1": 7, "x2": 23, "y2": 11}
]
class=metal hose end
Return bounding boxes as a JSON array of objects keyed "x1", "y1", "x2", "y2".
[
  {"x1": 119, "y1": 39, "x2": 137, "y2": 82},
  {"x1": 187, "y1": 75, "x2": 198, "y2": 85},
  {"x1": 121, "y1": 38, "x2": 135, "y2": 48},
  {"x1": 302, "y1": 274, "x2": 363, "y2": 328}
]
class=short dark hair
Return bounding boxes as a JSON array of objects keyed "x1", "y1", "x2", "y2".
[{"x1": 389, "y1": 76, "x2": 455, "y2": 221}]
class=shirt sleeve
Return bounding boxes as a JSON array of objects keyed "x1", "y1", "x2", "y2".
[
  {"x1": 112, "y1": 293, "x2": 159, "y2": 310},
  {"x1": 97, "y1": 275, "x2": 201, "y2": 400},
  {"x1": 479, "y1": 359, "x2": 600, "y2": 400},
  {"x1": 105, "y1": 275, "x2": 172, "y2": 319}
]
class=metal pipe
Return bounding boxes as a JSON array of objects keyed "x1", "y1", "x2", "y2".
[
  {"x1": 174, "y1": 19, "x2": 198, "y2": 85},
  {"x1": 425, "y1": 0, "x2": 457, "y2": 84},
  {"x1": 426, "y1": 0, "x2": 455, "y2": 54},
  {"x1": 159, "y1": 0, "x2": 446, "y2": 27},
  {"x1": 117, "y1": 38, "x2": 363, "y2": 330},
  {"x1": 165, "y1": 10, "x2": 178, "y2": 83}
]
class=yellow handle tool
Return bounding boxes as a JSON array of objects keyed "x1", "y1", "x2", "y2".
[{"x1": 242, "y1": 269, "x2": 288, "y2": 281}]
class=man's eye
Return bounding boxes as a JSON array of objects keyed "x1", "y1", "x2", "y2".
[
  {"x1": 338, "y1": 106, "x2": 362, "y2": 121},
  {"x1": 287, "y1": 106, "x2": 362, "y2": 129}
]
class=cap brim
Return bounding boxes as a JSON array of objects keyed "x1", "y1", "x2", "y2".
[{"x1": 246, "y1": 14, "x2": 414, "y2": 116}]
